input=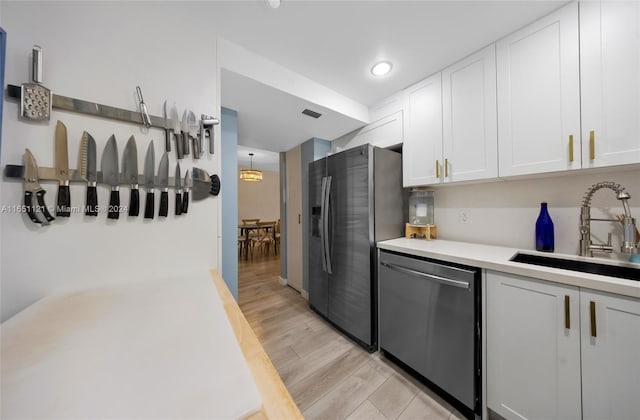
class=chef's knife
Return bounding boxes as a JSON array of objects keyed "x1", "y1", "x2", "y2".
[
  {"x1": 188, "y1": 110, "x2": 200, "y2": 159},
  {"x1": 175, "y1": 163, "x2": 182, "y2": 216},
  {"x1": 55, "y1": 121, "x2": 71, "y2": 217},
  {"x1": 143, "y1": 141, "x2": 155, "y2": 219},
  {"x1": 158, "y1": 152, "x2": 169, "y2": 217},
  {"x1": 170, "y1": 104, "x2": 183, "y2": 159},
  {"x1": 181, "y1": 109, "x2": 190, "y2": 156},
  {"x1": 101, "y1": 135, "x2": 120, "y2": 220},
  {"x1": 78, "y1": 131, "x2": 98, "y2": 216},
  {"x1": 182, "y1": 169, "x2": 191, "y2": 214},
  {"x1": 163, "y1": 100, "x2": 171, "y2": 153},
  {"x1": 122, "y1": 136, "x2": 139, "y2": 217}
]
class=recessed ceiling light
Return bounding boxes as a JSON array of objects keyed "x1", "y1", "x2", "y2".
[
  {"x1": 371, "y1": 61, "x2": 392, "y2": 77},
  {"x1": 266, "y1": 0, "x2": 281, "y2": 9}
]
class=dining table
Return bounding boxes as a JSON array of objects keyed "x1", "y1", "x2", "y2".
[{"x1": 238, "y1": 223, "x2": 277, "y2": 260}]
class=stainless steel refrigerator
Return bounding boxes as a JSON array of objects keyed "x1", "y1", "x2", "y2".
[{"x1": 308, "y1": 144, "x2": 403, "y2": 351}]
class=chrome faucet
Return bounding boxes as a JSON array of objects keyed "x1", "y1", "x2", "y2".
[{"x1": 579, "y1": 182, "x2": 639, "y2": 257}]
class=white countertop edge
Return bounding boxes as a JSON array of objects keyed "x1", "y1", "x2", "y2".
[{"x1": 377, "y1": 238, "x2": 640, "y2": 299}]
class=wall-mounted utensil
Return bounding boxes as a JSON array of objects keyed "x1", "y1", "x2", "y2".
[
  {"x1": 143, "y1": 142, "x2": 156, "y2": 220},
  {"x1": 20, "y1": 46, "x2": 52, "y2": 121},
  {"x1": 136, "y1": 86, "x2": 151, "y2": 128},
  {"x1": 200, "y1": 115, "x2": 218, "y2": 155},
  {"x1": 101, "y1": 135, "x2": 120, "y2": 220},
  {"x1": 182, "y1": 170, "x2": 191, "y2": 214},
  {"x1": 78, "y1": 131, "x2": 98, "y2": 216},
  {"x1": 170, "y1": 104, "x2": 182, "y2": 159},
  {"x1": 158, "y1": 152, "x2": 169, "y2": 217},
  {"x1": 163, "y1": 100, "x2": 172, "y2": 153},
  {"x1": 175, "y1": 163, "x2": 182, "y2": 216},
  {"x1": 122, "y1": 136, "x2": 139, "y2": 217},
  {"x1": 181, "y1": 109, "x2": 190, "y2": 156},
  {"x1": 24, "y1": 149, "x2": 55, "y2": 225},
  {"x1": 188, "y1": 111, "x2": 199, "y2": 159},
  {"x1": 191, "y1": 168, "x2": 221, "y2": 200},
  {"x1": 54, "y1": 121, "x2": 71, "y2": 217}
]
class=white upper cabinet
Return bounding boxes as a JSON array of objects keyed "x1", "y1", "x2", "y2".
[
  {"x1": 497, "y1": 2, "x2": 581, "y2": 177},
  {"x1": 580, "y1": 1, "x2": 640, "y2": 168},
  {"x1": 442, "y1": 44, "x2": 498, "y2": 182},
  {"x1": 403, "y1": 73, "x2": 443, "y2": 187},
  {"x1": 341, "y1": 111, "x2": 403, "y2": 150},
  {"x1": 369, "y1": 90, "x2": 405, "y2": 123}
]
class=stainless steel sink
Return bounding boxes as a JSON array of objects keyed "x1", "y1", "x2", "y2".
[{"x1": 510, "y1": 252, "x2": 640, "y2": 281}]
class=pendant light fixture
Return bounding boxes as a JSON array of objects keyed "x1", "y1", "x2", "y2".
[{"x1": 240, "y1": 153, "x2": 263, "y2": 182}]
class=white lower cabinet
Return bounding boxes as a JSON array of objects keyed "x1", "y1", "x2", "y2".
[
  {"x1": 486, "y1": 270, "x2": 640, "y2": 420},
  {"x1": 580, "y1": 289, "x2": 640, "y2": 420},
  {"x1": 486, "y1": 271, "x2": 581, "y2": 420}
]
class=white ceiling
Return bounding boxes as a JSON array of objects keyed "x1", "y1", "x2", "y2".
[
  {"x1": 222, "y1": 69, "x2": 364, "y2": 153},
  {"x1": 218, "y1": 0, "x2": 569, "y2": 163}
]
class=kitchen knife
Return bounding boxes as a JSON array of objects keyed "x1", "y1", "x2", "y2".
[
  {"x1": 122, "y1": 136, "x2": 139, "y2": 217},
  {"x1": 181, "y1": 109, "x2": 190, "y2": 156},
  {"x1": 175, "y1": 163, "x2": 182, "y2": 216},
  {"x1": 143, "y1": 141, "x2": 155, "y2": 219},
  {"x1": 188, "y1": 110, "x2": 200, "y2": 159},
  {"x1": 54, "y1": 121, "x2": 71, "y2": 217},
  {"x1": 101, "y1": 135, "x2": 120, "y2": 220},
  {"x1": 170, "y1": 104, "x2": 183, "y2": 159},
  {"x1": 78, "y1": 131, "x2": 98, "y2": 216},
  {"x1": 163, "y1": 100, "x2": 171, "y2": 153},
  {"x1": 182, "y1": 169, "x2": 191, "y2": 214},
  {"x1": 158, "y1": 152, "x2": 169, "y2": 217}
]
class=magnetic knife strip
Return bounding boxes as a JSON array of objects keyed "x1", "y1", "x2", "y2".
[
  {"x1": 4, "y1": 164, "x2": 183, "y2": 187},
  {"x1": 6, "y1": 84, "x2": 219, "y2": 130}
]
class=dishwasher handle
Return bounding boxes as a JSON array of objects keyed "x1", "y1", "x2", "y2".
[{"x1": 380, "y1": 261, "x2": 470, "y2": 289}]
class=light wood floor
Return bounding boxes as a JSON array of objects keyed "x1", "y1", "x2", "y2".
[{"x1": 238, "y1": 253, "x2": 465, "y2": 420}]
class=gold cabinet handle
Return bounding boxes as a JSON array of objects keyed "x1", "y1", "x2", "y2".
[
  {"x1": 590, "y1": 300, "x2": 597, "y2": 337},
  {"x1": 564, "y1": 295, "x2": 571, "y2": 329},
  {"x1": 569, "y1": 135, "x2": 574, "y2": 163},
  {"x1": 435, "y1": 160, "x2": 440, "y2": 178},
  {"x1": 444, "y1": 158, "x2": 449, "y2": 178},
  {"x1": 589, "y1": 130, "x2": 595, "y2": 161}
]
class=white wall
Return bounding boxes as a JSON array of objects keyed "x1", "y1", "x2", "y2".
[
  {"x1": 238, "y1": 169, "x2": 280, "y2": 223},
  {"x1": 0, "y1": 2, "x2": 221, "y2": 321},
  {"x1": 431, "y1": 167, "x2": 640, "y2": 260}
]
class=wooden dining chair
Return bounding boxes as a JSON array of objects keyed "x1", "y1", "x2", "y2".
[
  {"x1": 242, "y1": 219, "x2": 261, "y2": 243},
  {"x1": 252, "y1": 221, "x2": 277, "y2": 256},
  {"x1": 274, "y1": 219, "x2": 281, "y2": 255},
  {"x1": 238, "y1": 226, "x2": 253, "y2": 258}
]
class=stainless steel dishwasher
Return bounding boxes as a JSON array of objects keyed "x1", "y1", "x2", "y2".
[{"x1": 379, "y1": 250, "x2": 481, "y2": 419}]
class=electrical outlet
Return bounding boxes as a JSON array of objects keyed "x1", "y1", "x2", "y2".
[{"x1": 459, "y1": 209, "x2": 469, "y2": 224}]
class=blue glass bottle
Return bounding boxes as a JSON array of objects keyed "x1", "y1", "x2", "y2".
[{"x1": 536, "y1": 202, "x2": 554, "y2": 252}]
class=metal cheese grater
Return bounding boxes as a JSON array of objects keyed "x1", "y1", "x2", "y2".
[{"x1": 20, "y1": 45, "x2": 52, "y2": 121}]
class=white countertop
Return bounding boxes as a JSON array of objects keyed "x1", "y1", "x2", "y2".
[
  {"x1": 377, "y1": 238, "x2": 640, "y2": 298},
  {"x1": 1, "y1": 272, "x2": 262, "y2": 419}
]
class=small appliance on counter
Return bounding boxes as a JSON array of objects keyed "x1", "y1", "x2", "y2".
[{"x1": 405, "y1": 188, "x2": 437, "y2": 240}]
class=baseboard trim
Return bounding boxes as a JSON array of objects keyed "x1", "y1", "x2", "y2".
[
  {"x1": 301, "y1": 289, "x2": 309, "y2": 300},
  {"x1": 279, "y1": 276, "x2": 287, "y2": 286}
]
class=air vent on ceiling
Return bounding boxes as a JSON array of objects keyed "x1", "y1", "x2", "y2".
[{"x1": 302, "y1": 108, "x2": 322, "y2": 119}]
